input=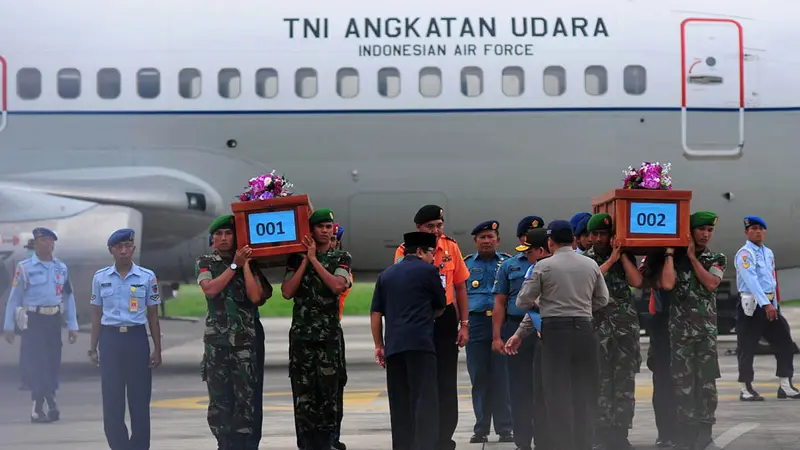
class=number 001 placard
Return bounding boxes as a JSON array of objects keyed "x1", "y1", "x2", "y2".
[
  {"x1": 629, "y1": 202, "x2": 677, "y2": 235},
  {"x1": 247, "y1": 210, "x2": 298, "y2": 245}
]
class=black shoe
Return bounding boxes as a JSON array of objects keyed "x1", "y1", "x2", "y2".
[
  {"x1": 655, "y1": 437, "x2": 673, "y2": 448},
  {"x1": 498, "y1": 431, "x2": 514, "y2": 443},
  {"x1": 469, "y1": 433, "x2": 488, "y2": 443},
  {"x1": 30, "y1": 401, "x2": 51, "y2": 424},
  {"x1": 778, "y1": 386, "x2": 800, "y2": 399},
  {"x1": 740, "y1": 390, "x2": 764, "y2": 401},
  {"x1": 45, "y1": 396, "x2": 60, "y2": 422},
  {"x1": 332, "y1": 441, "x2": 346, "y2": 450},
  {"x1": 694, "y1": 423, "x2": 720, "y2": 450}
]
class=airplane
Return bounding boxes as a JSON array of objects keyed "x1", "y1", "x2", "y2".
[{"x1": 0, "y1": 0, "x2": 797, "y2": 331}]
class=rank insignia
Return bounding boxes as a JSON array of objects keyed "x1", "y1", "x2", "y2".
[
  {"x1": 532, "y1": 220, "x2": 539, "y2": 228},
  {"x1": 744, "y1": 218, "x2": 750, "y2": 227},
  {"x1": 713, "y1": 217, "x2": 718, "y2": 225},
  {"x1": 491, "y1": 222, "x2": 498, "y2": 230},
  {"x1": 471, "y1": 280, "x2": 479, "y2": 288},
  {"x1": 604, "y1": 217, "x2": 610, "y2": 225}
]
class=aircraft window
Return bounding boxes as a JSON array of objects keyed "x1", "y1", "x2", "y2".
[
  {"x1": 460, "y1": 66, "x2": 483, "y2": 97},
  {"x1": 57, "y1": 68, "x2": 81, "y2": 100},
  {"x1": 336, "y1": 68, "x2": 359, "y2": 99},
  {"x1": 179, "y1": 68, "x2": 202, "y2": 99},
  {"x1": 502, "y1": 66, "x2": 525, "y2": 97},
  {"x1": 378, "y1": 67, "x2": 401, "y2": 98},
  {"x1": 584, "y1": 65, "x2": 607, "y2": 96},
  {"x1": 218, "y1": 68, "x2": 241, "y2": 99},
  {"x1": 623, "y1": 65, "x2": 647, "y2": 95},
  {"x1": 97, "y1": 68, "x2": 121, "y2": 99},
  {"x1": 255, "y1": 68, "x2": 279, "y2": 98},
  {"x1": 137, "y1": 68, "x2": 161, "y2": 99},
  {"x1": 543, "y1": 66, "x2": 566, "y2": 97},
  {"x1": 295, "y1": 68, "x2": 318, "y2": 98},
  {"x1": 16, "y1": 68, "x2": 42, "y2": 100},
  {"x1": 419, "y1": 67, "x2": 442, "y2": 98}
]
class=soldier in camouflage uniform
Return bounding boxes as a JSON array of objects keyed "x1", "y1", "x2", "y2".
[
  {"x1": 282, "y1": 208, "x2": 353, "y2": 450},
  {"x1": 663, "y1": 211, "x2": 726, "y2": 450},
  {"x1": 196, "y1": 215, "x2": 272, "y2": 450},
  {"x1": 583, "y1": 213, "x2": 643, "y2": 450}
]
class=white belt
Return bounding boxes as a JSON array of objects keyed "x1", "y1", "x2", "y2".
[{"x1": 25, "y1": 304, "x2": 62, "y2": 315}]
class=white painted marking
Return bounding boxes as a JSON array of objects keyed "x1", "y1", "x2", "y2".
[{"x1": 713, "y1": 422, "x2": 760, "y2": 449}]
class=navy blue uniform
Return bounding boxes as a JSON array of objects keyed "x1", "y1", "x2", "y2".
[
  {"x1": 463, "y1": 251, "x2": 513, "y2": 439},
  {"x1": 371, "y1": 254, "x2": 447, "y2": 450},
  {"x1": 91, "y1": 262, "x2": 159, "y2": 450}
]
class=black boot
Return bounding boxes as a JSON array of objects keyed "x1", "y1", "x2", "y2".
[
  {"x1": 45, "y1": 395, "x2": 60, "y2": 422},
  {"x1": 615, "y1": 427, "x2": 634, "y2": 449},
  {"x1": 30, "y1": 400, "x2": 50, "y2": 423},
  {"x1": 591, "y1": 427, "x2": 612, "y2": 450},
  {"x1": 673, "y1": 424, "x2": 698, "y2": 450},
  {"x1": 694, "y1": 423, "x2": 720, "y2": 450}
]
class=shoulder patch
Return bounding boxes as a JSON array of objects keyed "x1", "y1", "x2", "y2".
[
  {"x1": 501, "y1": 252, "x2": 512, "y2": 258},
  {"x1": 442, "y1": 235, "x2": 457, "y2": 243},
  {"x1": 463, "y1": 253, "x2": 473, "y2": 261}
]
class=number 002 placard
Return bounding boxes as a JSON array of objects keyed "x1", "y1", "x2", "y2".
[
  {"x1": 247, "y1": 210, "x2": 298, "y2": 245},
  {"x1": 629, "y1": 202, "x2": 677, "y2": 235}
]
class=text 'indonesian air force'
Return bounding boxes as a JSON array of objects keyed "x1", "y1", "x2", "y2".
[{"x1": 283, "y1": 17, "x2": 610, "y2": 57}]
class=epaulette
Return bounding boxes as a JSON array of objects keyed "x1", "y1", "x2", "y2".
[
  {"x1": 93, "y1": 266, "x2": 109, "y2": 276},
  {"x1": 442, "y1": 235, "x2": 457, "y2": 243},
  {"x1": 500, "y1": 252, "x2": 512, "y2": 258},
  {"x1": 463, "y1": 253, "x2": 473, "y2": 261}
]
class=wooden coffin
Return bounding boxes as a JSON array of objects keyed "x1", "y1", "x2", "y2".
[
  {"x1": 591, "y1": 189, "x2": 692, "y2": 254},
  {"x1": 231, "y1": 194, "x2": 312, "y2": 264}
]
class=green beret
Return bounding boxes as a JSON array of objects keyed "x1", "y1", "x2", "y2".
[
  {"x1": 690, "y1": 211, "x2": 718, "y2": 229},
  {"x1": 209, "y1": 215, "x2": 235, "y2": 234},
  {"x1": 309, "y1": 208, "x2": 335, "y2": 226},
  {"x1": 587, "y1": 213, "x2": 612, "y2": 233}
]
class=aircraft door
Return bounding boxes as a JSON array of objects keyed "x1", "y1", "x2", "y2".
[
  {"x1": 0, "y1": 56, "x2": 6, "y2": 133},
  {"x1": 680, "y1": 18, "x2": 744, "y2": 157}
]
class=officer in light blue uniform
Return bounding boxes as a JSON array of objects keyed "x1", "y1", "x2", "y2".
[
  {"x1": 463, "y1": 220, "x2": 514, "y2": 444},
  {"x1": 89, "y1": 229, "x2": 162, "y2": 450},
  {"x1": 17, "y1": 238, "x2": 37, "y2": 391},
  {"x1": 570, "y1": 212, "x2": 592, "y2": 254},
  {"x1": 3, "y1": 227, "x2": 78, "y2": 423},
  {"x1": 492, "y1": 216, "x2": 544, "y2": 450},
  {"x1": 734, "y1": 216, "x2": 800, "y2": 401}
]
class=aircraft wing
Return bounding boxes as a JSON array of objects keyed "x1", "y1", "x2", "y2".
[{"x1": 0, "y1": 184, "x2": 98, "y2": 223}]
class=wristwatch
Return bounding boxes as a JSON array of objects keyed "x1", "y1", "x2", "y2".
[
  {"x1": 460, "y1": 320, "x2": 469, "y2": 328},
  {"x1": 230, "y1": 263, "x2": 238, "y2": 271}
]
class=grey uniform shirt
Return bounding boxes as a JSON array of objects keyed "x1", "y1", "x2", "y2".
[
  {"x1": 516, "y1": 246, "x2": 609, "y2": 318},
  {"x1": 514, "y1": 314, "x2": 536, "y2": 339}
]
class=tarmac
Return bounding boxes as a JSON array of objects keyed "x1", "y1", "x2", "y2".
[{"x1": 2, "y1": 312, "x2": 800, "y2": 449}]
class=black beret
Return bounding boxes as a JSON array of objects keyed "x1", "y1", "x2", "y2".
[
  {"x1": 414, "y1": 205, "x2": 444, "y2": 225},
  {"x1": 516, "y1": 215, "x2": 544, "y2": 237},
  {"x1": 471, "y1": 220, "x2": 499, "y2": 236}
]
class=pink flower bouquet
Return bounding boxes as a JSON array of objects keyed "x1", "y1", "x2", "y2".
[
  {"x1": 622, "y1": 162, "x2": 673, "y2": 190},
  {"x1": 238, "y1": 171, "x2": 294, "y2": 201}
]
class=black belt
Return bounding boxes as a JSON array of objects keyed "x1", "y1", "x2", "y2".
[
  {"x1": 102, "y1": 324, "x2": 145, "y2": 333},
  {"x1": 469, "y1": 311, "x2": 493, "y2": 317},
  {"x1": 542, "y1": 316, "x2": 592, "y2": 323},
  {"x1": 506, "y1": 314, "x2": 525, "y2": 321}
]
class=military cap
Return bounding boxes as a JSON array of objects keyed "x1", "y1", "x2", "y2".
[
  {"x1": 309, "y1": 208, "x2": 335, "y2": 225},
  {"x1": 587, "y1": 213, "x2": 613, "y2": 233},
  {"x1": 515, "y1": 228, "x2": 549, "y2": 252},
  {"x1": 403, "y1": 231, "x2": 437, "y2": 251},
  {"x1": 547, "y1": 220, "x2": 574, "y2": 244},
  {"x1": 743, "y1": 215, "x2": 766, "y2": 230},
  {"x1": 414, "y1": 204, "x2": 444, "y2": 225},
  {"x1": 690, "y1": 211, "x2": 718, "y2": 229},
  {"x1": 574, "y1": 215, "x2": 591, "y2": 236},
  {"x1": 208, "y1": 215, "x2": 235, "y2": 234},
  {"x1": 516, "y1": 215, "x2": 545, "y2": 237},
  {"x1": 107, "y1": 228, "x2": 135, "y2": 247},
  {"x1": 32, "y1": 227, "x2": 57, "y2": 241},
  {"x1": 333, "y1": 223, "x2": 345, "y2": 241},
  {"x1": 570, "y1": 212, "x2": 592, "y2": 234},
  {"x1": 471, "y1": 220, "x2": 499, "y2": 236}
]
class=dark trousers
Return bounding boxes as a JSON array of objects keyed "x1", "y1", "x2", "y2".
[
  {"x1": 433, "y1": 303, "x2": 459, "y2": 450},
  {"x1": 334, "y1": 327, "x2": 348, "y2": 443},
  {"x1": 531, "y1": 336, "x2": 551, "y2": 449},
  {"x1": 541, "y1": 317, "x2": 599, "y2": 450},
  {"x1": 465, "y1": 313, "x2": 512, "y2": 436},
  {"x1": 737, "y1": 302, "x2": 795, "y2": 383},
  {"x1": 386, "y1": 350, "x2": 440, "y2": 450},
  {"x1": 249, "y1": 320, "x2": 265, "y2": 450},
  {"x1": 23, "y1": 313, "x2": 62, "y2": 403},
  {"x1": 99, "y1": 325, "x2": 152, "y2": 450},
  {"x1": 647, "y1": 312, "x2": 675, "y2": 441},
  {"x1": 502, "y1": 316, "x2": 534, "y2": 448}
]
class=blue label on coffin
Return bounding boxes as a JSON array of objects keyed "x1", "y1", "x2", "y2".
[
  {"x1": 629, "y1": 202, "x2": 678, "y2": 235},
  {"x1": 248, "y1": 210, "x2": 297, "y2": 244}
]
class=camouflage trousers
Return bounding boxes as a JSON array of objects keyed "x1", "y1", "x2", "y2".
[
  {"x1": 595, "y1": 313, "x2": 641, "y2": 430},
  {"x1": 670, "y1": 331, "x2": 720, "y2": 425},
  {"x1": 290, "y1": 338, "x2": 340, "y2": 450},
  {"x1": 201, "y1": 344, "x2": 257, "y2": 439}
]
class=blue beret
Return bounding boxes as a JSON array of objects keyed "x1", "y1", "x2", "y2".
[
  {"x1": 32, "y1": 227, "x2": 57, "y2": 241},
  {"x1": 574, "y1": 215, "x2": 591, "y2": 236},
  {"x1": 743, "y1": 216, "x2": 766, "y2": 230},
  {"x1": 334, "y1": 223, "x2": 344, "y2": 241},
  {"x1": 547, "y1": 220, "x2": 574, "y2": 243},
  {"x1": 471, "y1": 220, "x2": 499, "y2": 236},
  {"x1": 107, "y1": 228, "x2": 135, "y2": 247},
  {"x1": 516, "y1": 216, "x2": 544, "y2": 237},
  {"x1": 570, "y1": 212, "x2": 592, "y2": 233}
]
